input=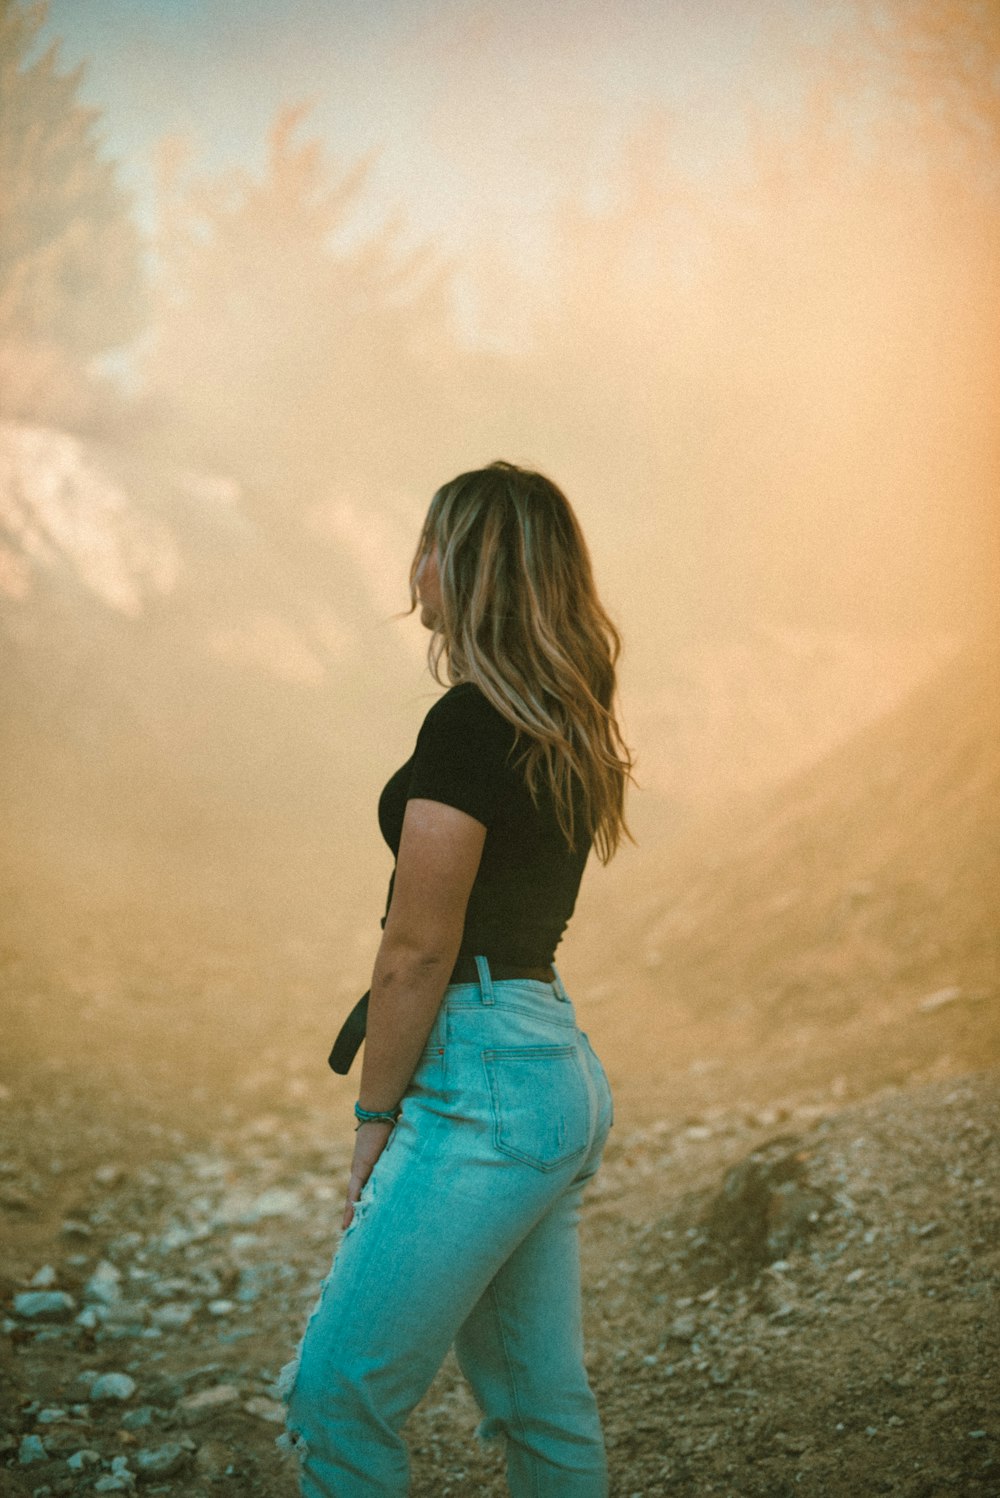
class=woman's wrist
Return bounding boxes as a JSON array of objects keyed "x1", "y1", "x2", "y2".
[{"x1": 354, "y1": 1101, "x2": 402, "y2": 1128}]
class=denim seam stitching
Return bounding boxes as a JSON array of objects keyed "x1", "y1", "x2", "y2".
[{"x1": 488, "y1": 1276, "x2": 541, "y2": 1498}]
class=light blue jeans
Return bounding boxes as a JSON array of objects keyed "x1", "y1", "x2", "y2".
[{"x1": 278, "y1": 956, "x2": 614, "y2": 1497}]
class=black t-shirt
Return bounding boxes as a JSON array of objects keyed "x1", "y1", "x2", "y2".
[{"x1": 378, "y1": 682, "x2": 591, "y2": 964}]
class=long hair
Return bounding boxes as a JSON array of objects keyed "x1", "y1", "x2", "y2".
[{"x1": 408, "y1": 461, "x2": 635, "y2": 863}]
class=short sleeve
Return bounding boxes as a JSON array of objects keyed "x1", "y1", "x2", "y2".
[{"x1": 405, "y1": 686, "x2": 513, "y2": 828}]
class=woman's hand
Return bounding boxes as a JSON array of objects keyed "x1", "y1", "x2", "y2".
[{"x1": 342, "y1": 1120, "x2": 395, "y2": 1230}]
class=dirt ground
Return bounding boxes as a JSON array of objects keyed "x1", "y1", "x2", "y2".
[{"x1": 1, "y1": 902, "x2": 997, "y2": 1498}]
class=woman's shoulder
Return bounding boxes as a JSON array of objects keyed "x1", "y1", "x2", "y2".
[
  {"x1": 420, "y1": 681, "x2": 515, "y2": 744},
  {"x1": 439, "y1": 680, "x2": 495, "y2": 710},
  {"x1": 408, "y1": 681, "x2": 518, "y2": 812}
]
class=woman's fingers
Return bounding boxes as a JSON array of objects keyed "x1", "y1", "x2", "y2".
[
  {"x1": 341, "y1": 1170, "x2": 366, "y2": 1230},
  {"x1": 341, "y1": 1121, "x2": 394, "y2": 1230}
]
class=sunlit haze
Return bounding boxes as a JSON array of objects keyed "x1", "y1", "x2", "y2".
[
  {"x1": 2, "y1": 4, "x2": 999, "y2": 1488},
  {"x1": 32, "y1": 0, "x2": 1000, "y2": 658}
]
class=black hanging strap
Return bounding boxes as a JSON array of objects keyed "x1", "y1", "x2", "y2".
[{"x1": 328, "y1": 990, "x2": 370, "y2": 1074}]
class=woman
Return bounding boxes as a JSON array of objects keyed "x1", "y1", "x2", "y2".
[{"x1": 279, "y1": 461, "x2": 634, "y2": 1497}]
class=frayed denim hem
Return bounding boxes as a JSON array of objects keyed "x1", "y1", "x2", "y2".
[
  {"x1": 274, "y1": 1351, "x2": 310, "y2": 1468},
  {"x1": 274, "y1": 1327, "x2": 313, "y2": 1471},
  {"x1": 274, "y1": 1173, "x2": 381, "y2": 1474}
]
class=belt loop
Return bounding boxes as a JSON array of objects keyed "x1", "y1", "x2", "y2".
[
  {"x1": 550, "y1": 963, "x2": 570, "y2": 1003},
  {"x1": 474, "y1": 955, "x2": 495, "y2": 1005}
]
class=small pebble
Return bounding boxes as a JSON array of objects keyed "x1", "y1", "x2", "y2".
[
  {"x1": 177, "y1": 1383, "x2": 241, "y2": 1423},
  {"x1": 94, "y1": 1164, "x2": 124, "y2": 1186},
  {"x1": 66, "y1": 1450, "x2": 102, "y2": 1472},
  {"x1": 19, "y1": 1434, "x2": 48, "y2": 1464},
  {"x1": 243, "y1": 1396, "x2": 285, "y2": 1423},
  {"x1": 150, "y1": 1301, "x2": 196, "y2": 1330},
  {"x1": 60, "y1": 1219, "x2": 93, "y2": 1239},
  {"x1": 90, "y1": 1372, "x2": 137, "y2": 1403},
  {"x1": 85, "y1": 1261, "x2": 123, "y2": 1306},
  {"x1": 121, "y1": 1406, "x2": 156, "y2": 1431},
  {"x1": 14, "y1": 1291, "x2": 76, "y2": 1322},
  {"x1": 92, "y1": 1455, "x2": 135, "y2": 1493},
  {"x1": 134, "y1": 1442, "x2": 189, "y2": 1477}
]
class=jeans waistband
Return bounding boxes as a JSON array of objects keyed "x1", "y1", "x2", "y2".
[
  {"x1": 445, "y1": 954, "x2": 572, "y2": 1007},
  {"x1": 448, "y1": 954, "x2": 554, "y2": 986}
]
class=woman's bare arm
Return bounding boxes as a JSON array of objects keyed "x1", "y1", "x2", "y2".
[
  {"x1": 359, "y1": 797, "x2": 486, "y2": 1109},
  {"x1": 342, "y1": 797, "x2": 485, "y2": 1226}
]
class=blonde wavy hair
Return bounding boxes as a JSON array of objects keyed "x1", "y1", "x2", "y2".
[{"x1": 408, "y1": 461, "x2": 635, "y2": 863}]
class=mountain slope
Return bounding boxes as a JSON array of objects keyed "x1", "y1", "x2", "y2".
[{"x1": 569, "y1": 639, "x2": 1000, "y2": 1116}]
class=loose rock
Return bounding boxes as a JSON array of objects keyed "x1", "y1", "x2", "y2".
[
  {"x1": 120, "y1": 1407, "x2": 156, "y2": 1431},
  {"x1": 85, "y1": 1260, "x2": 123, "y2": 1305},
  {"x1": 89, "y1": 1372, "x2": 137, "y2": 1403},
  {"x1": 14, "y1": 1291, "x2": 76, "y2": 1322},
  {"x1": 150, "y1": 1301, "x2": 196, "y2": 1330},
  {"x1": 133, "y1": 1442, "x2": 190, "y2": 1479},
  {"x1": 177, "y1": 1383, "x2": 241, "y2": 1423},
  {"x1": 94, "y1": 1456, "x2": 135, "y2": 1492},
  {"x1": 18, "y1": 1433, "x2": 48, "y2": 1463},
  {"x1": 66, "y1": 1450, "x2": 102, "y2": 1472},
  {"x1": 703, "y1": 1139, "x2": 831, "y2": 1273},
  {"x1": 244, "y1": 1395, "x2": 285, "y2": 1423}
]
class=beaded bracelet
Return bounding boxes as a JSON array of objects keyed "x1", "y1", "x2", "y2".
[{"x1": 354, "y1": 1101, "x2": 402, "y2": 1128}]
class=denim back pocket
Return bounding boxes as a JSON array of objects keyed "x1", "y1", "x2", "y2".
[{"x1": 482, "y1": 1045, "x2": 590, "y2": 1172}]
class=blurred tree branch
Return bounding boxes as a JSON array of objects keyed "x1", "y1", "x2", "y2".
[
  {"x1": 0, "y1": 0, "x2": 146, "y2": 428},
  {"x1": 143, "y1": 104, "x2": 460, "y2": 516}
]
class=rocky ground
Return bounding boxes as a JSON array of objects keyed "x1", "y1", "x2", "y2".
[
  {"x1": 2, "y1": 1003, "x2": 997, "y2": 1498},
  {"x1": 2, "y1": 637, "x2": 997, "y2": 1495}
]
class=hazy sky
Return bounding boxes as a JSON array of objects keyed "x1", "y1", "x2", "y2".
[
  {"x1": 30, "y1": 0, "x2": 998, "y2": 644},
  {"x1": 42, "y1": 0, "x2": 818, "y2": 288}
]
